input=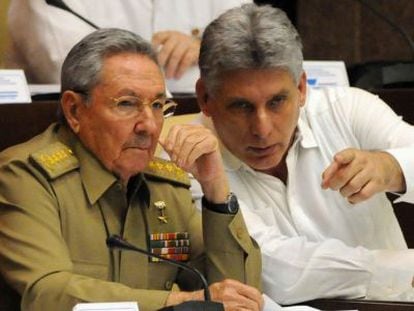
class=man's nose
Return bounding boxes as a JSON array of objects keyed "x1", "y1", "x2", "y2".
[
  {"x1": 250, "y1": 109, "x2": 273, "y2": 139},
  {"x1": 134, "y1": 105, "x2": 159, "y2": 133}
]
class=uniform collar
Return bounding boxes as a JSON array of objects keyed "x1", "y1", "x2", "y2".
[{"x1": 57, "y1": 125, "x2": 118, "y2": 205}]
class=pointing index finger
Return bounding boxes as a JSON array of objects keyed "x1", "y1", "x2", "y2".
[
  {"x1": 321, "y1": 149, "x2": 356, "y2": 189},
  {"x1": 334, "y1": 148, "x2": 355, "y2": 165}
]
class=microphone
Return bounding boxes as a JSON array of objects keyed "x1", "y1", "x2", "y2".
[
  {"x1": 106, "y1": 235, "x2": 224, "y2": 311},
  {"x1": 45, "y1": 0, "x2": 99, "y2": 29}
]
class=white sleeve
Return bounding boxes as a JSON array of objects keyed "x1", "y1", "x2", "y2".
[
  {"x1": 7, "y1": 0, "x2": 96, "y2": 83},
  {"x1": 342, "y1": 88, "x2": 414, "y2": 203},
  {"x1": 239, "y1": 201, "x2": 414, "y2": 304},
  {"x1": 190, "y1": 176, "x2": 414, "y2": 304}
]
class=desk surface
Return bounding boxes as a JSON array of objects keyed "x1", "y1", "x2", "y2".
[{"x1": 302, "y1": 298, "x2": 414, "y2": 310}]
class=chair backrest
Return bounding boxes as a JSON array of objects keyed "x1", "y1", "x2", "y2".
[{"x1": 0, "y1": 101, "x2": 59, "y2": 152}]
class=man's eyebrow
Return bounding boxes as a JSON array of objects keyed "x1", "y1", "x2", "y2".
[
  {"x1": 225, "y1": 90, "x2": 290, "y2": 104},
  {"x1": 226, "y1": 97, "x2": 252, "y2": 103},
  {"x1": 155, "y1": 92, "x2": 167, "y2": 99},
  {"x1": 114, "y1": 88, "x2": 139, "y2": 97},
  {"x1": 270, "y1": 89, "x2": 290, "y2": 97},
  {"x1": 224, "y1": 98, "x2": 254, "y2": 107},
  {"x1": 114, "y1": 90, "x2": 166, "y2": 100}
]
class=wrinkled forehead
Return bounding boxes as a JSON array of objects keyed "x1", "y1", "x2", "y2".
[
  {"x1": 94, "y1": 53, "x2": 166, "y2": 94},
  {"x1": 210, "y1": 68, "x2": 297, "y2": 96}
]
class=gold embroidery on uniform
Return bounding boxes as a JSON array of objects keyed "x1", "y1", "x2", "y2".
[
  {"x1": 37, "y1": 147, "x2": 75, "y2": 173},
  {"x1": 147, "y1": 160, "x2": 187, "y2": 182}
]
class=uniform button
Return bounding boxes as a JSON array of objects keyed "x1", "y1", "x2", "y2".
[
  {"x1": 236, "y1": 228, "x2": 244, "y2": 240},
  {"x1": 114, "y1": 182, "x2": 123, "y2": 191},
  {"x1": 191, "y1": 28, "x2": 200, "y2": 38},
  {"x1": 165, "y1": 280, "x2": 173, "y2": 290}
]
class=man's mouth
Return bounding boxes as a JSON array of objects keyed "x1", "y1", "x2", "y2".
[{"x1": 246, "y1": 144, "x2": 278, "y2": 156}]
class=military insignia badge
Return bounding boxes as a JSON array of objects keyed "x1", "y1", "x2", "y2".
[
  {"x1": 154, "y1": 200, "x2": 168, "y2": 224},
  {"x1": 149, "y1": 232, "x2": 190, "y2": 262}
]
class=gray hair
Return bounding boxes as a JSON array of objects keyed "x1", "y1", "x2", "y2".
[
  {"x1": 199, "y1": 3, "x2": 303, "y2": 93},
  {"x1": 61, "y1": 28, "x2": 158, "y2": 93},
  {"x1": 61, "y1": 28, "x2": 158, "y2": 96},
  {"x1": 58, "y1": 28, "x2": 159, "y2": 123}
]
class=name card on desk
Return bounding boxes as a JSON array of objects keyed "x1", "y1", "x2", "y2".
[
  {"x1": 303, "y1": 61, "x2": 349, "y2": 88},
  {"x1": 73, "y1": 302, "x2": 139, "y2": 311},
  {"x1": 0, "y1": 70, "x2": 31, "y2": 104}
]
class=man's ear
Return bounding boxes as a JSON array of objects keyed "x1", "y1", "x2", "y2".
[
  {"x1": 60, "y1": 90, "x2": 84, "y2": 133},
  {"x1": 195, "y1": 78, "x2": 211, "y2": 117},
  {"x1": 298, "y1": 71, "x2": 307, "y2": 107}
]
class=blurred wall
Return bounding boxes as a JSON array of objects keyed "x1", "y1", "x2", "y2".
[
  {"x1": 0, "y1": 0, "x2": 10, "y2": 68},
  {"x1": 296, "y1": 0, "x2": 414, "y2": 65}
]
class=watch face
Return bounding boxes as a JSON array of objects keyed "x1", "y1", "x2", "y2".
[{"x1": 228, "y1": 193, "x2": 239, "y2": 214}]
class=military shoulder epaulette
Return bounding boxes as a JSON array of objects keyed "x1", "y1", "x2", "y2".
[
  {"x1": 30, "y1": 142, "x2": 79, "y2": 180},
  {"x1": 144, "y1": 158, "x2": 190, "y2": 187}
]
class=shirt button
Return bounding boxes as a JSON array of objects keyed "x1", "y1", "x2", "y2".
[
  {"x1": 165, "y1": 280, "x2": 173, "y2": 290},
  {"x1": 236, "y1": 228, "x2": 244, "y2": 240}
]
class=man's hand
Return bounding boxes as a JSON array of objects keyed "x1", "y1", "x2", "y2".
[
  {"x1": 152, "y1": 31, "x2": 200, "y2": 79},
  {"x1": 321, "y1": 148, "x2": 406, "y2": 204},
  {"x1": 165, "y1": 279, "x2": 263, "y2": 311},
  {"x1": 209, "y1": 279, "x2": 264, "y2": 311},
  {"x1": 159, "y1": 124, "x2": 229, "y2": 203}
]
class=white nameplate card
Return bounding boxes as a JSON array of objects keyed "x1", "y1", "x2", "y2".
[
  {"x1": 0, "y1": 70, "x2": 31, "y2": 104},
  {"x1": 303, "y1": 61, "x2": 349, "y2": 88},
  {"x1": 73, "y1": 301, "x2": 139, "y2": 311}
]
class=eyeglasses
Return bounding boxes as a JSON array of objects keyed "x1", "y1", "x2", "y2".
[
  {"x1": 72, "y1": 90, "x2": 177, "y2": 119},
  {"x1": 109, "y1": 95, "x2": 177, "y2": 118}
]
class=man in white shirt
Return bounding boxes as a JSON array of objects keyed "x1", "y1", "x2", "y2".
[
  {"x1": 6, "y1": 0, "x2": 250, "y2": 93},
  {"x1": 183, "y1": 3, "x2": 414, "y2": 305}
]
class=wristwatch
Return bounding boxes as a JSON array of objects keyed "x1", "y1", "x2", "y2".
[{"x1": 202, "y1": 192, "x2": 239, "y2": 215}]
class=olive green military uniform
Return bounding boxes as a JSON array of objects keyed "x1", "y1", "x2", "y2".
[{"x1": 0, "y1": 123, "x2": 261, "y2": 311}]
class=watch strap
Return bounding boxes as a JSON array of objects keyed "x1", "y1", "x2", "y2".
[{"x1": 202, "y1": 192, "x2": 239, "y2": 214}]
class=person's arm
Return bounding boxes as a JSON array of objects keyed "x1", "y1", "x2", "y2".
[
  {"x1": 160, "y1": 124, "x2": 263, "y2": 309},
  {"x1": 7, "y1": 0, "x2": 95, "y2": 83},
  {"x1": 239, "y1": 204, "x2": 414, "y2": 304},
  {"x1": 190, "y1": 180, "x2": 414, "y2": 304},
  {"x1": 322, "y1": 87, "x2": 414, "y2": 204},
  {"x1": 152, "y1": 31, "x2": 200, "y2": 80}
]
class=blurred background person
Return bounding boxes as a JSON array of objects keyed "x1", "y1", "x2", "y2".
[{"x1": 5, "y1": 0, "x2": 251, "y2": 94}]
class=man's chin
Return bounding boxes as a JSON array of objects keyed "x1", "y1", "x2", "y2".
[
  {"x1": 244, "y1": 156, "x2": 281, "y2": 172},
  {"x1": 114, "y1": 153, "x2": 154, "y2": 176}
]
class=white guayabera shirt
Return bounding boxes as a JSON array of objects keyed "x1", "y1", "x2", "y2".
[{"x1": 191, "y1": 86, "x2": 414, "y2": 304}]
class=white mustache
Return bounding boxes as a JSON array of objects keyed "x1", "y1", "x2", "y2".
[{"x1": 125, "y1": 134, "x2": 152, "y2": 149}]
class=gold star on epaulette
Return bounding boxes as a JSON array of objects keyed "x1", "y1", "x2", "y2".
[{"x1": 30, "y1": 142, "x2": 79, "y2": 180}]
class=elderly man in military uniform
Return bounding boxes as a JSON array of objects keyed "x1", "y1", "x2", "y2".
[{"x1": 0, "y1": 28, "x2": 263, "y2": 311}]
